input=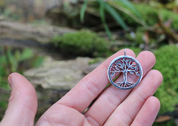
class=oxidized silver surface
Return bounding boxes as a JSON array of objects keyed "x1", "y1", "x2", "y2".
[{"x1": 107, "y1": 49, "x2": 143, "y2": 90}]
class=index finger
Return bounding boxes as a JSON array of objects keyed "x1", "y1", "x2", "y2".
[{"x1": 57, "y1": 49, "x2": 136, "y2": 112}]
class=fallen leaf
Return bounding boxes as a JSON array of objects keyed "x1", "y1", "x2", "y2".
[{"x1": 155, "y1": 115, "x2": 172, "y2": 123}]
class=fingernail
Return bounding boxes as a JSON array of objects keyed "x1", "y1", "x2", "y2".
[{"x1": 8, "y1": 75, "x2": 13, "y2": 87}]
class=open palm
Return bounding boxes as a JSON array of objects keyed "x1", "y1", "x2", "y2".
[{"x1": 0, "y1": 49, "x2": 163, "y2": 126}]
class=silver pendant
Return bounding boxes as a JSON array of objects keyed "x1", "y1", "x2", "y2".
[{"x1": 107, "y1": 49, "x2": 143, "y2": 90}]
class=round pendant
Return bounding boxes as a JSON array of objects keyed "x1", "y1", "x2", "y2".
[{"x1": 107, "y1": 49, "x2": 143, "y2": 90}]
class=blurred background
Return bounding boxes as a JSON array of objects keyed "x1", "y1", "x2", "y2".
[{"x1": 0, "y1": 0, "x2": 178, "y2": 125}]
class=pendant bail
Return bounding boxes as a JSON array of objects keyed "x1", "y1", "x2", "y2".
[{"x1": 124, "y1": 49, "x2": 126, "y2": 56}]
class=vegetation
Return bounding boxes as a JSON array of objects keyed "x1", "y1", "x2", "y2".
[
  {"x1": 137, "y1": 4, "x2": 178, "y2": 29},
  {"x1": 1, "y1": 0, "x2": 178, "y2": 125},
  {"x1": 51, "y1": 30, "x2": 109, "y2": 57},
  {"x1": 120, "y1": 3, "x2": 178, "y2": 29},
  {"x1": 154, "y1": 45, "x2": 178, "y2": 113},
  {"x1": 120, "y1": 3, "x2": 178, "y2": 47},
  {"x1": 153, "y1": 45, "x2": 178, "y2": 126},
  {"x1": 0, "y1": 47, "x2": 44, "y2": 84},
  {"x1": 81, "y1": 1, "x2": 178, "y2": 47},
  {"x1": 80, "y1": 0, "x2": 144, "y2": 39},
  {"x1": 0, "y1": 47, "x2": 44, "y2": 119}
]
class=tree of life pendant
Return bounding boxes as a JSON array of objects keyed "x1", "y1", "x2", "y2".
[{"x1": 107, "y1": 49, "x2": 143, "y2": 90}]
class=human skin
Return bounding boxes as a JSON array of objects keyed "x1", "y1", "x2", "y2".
[{"x1": 0, "y1": 49, "x2": 163, "y2": 126}]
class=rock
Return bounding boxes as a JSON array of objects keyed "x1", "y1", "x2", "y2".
[
  {"x1": 0, "y1": 21, "x2": 76, "y2": 44},
  {"x1": 83, "y1": 62, "x2": 103, "y2": 75},
  {"x1": 24, "y1": 57, "x2": 103, "y2": 89}
]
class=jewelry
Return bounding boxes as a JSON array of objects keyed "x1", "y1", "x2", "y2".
[{"x1": 107, "y1": 49, "x2": 143, "y2": 90}]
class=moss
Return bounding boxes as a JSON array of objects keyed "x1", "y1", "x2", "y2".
[
  {"x1": 125, "y1": 28, "x2": 145, "y2": 44},
  {"x1": 136, "y1": 4, "x2": 178, "y2": 29},
  {"x1": 121, "y1": 3, "x2": 178, "y2": 30},
  {"x1": 129, "y1": 47, "x2": 142, "y2": 55},
  {"x1": 134, "y1": 4, "x2": 159, "y2": 26},
  {"x1": 160, "y1": 9, "x2": 178, "y2": 30},
  {"x1": 51, "y1": 30, "x2": 109, "y2": 57},
  {"x1": 152, "y1": 45, "x2": 178, "y2": 126},
  {"x1": 153, "y1": 45, "x2": 178, "y2": 114},
  {"x1": 125, "y1": 27, "x2": 156, "y2": 45}
]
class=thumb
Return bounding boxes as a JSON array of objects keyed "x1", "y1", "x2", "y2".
[{"x1": 0, "y1": 73, "x2": 37, "y2": 126}]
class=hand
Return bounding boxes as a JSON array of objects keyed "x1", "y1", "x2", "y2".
[{"x1": 0, "y1": 49, "x2": 163, "y2": 126}]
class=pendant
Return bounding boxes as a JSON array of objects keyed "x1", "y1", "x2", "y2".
[{"x1": 107, "y1": 49, "x2": 143, "y2": 90}]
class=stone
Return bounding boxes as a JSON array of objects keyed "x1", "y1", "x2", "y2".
[{"x1": 24, "y1": 57, "x2": 103, "y2": 90}]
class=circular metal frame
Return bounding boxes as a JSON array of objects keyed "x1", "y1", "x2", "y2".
[{"x1": 107, "y1": 55, "x2": 143, "y2": 90}]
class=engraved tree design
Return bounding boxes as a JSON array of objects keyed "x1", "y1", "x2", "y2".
[{"x1": 109, "y1": 57, "x2": 141, "y2": 88}]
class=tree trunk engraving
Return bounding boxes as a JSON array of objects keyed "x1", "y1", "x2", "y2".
[{"x1": 108, "y1": 56, "x2": 142, "y2": 89}]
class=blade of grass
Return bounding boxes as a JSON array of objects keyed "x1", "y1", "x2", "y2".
[
  {"x1": 116, "y1": 0, "x2": 142, "y2": 18},
  {"x1": 80, "y1": 0, "x2": 88, "y2": 23},
  {"x1": 105, "y1": 74, "x2": 121, "y2": 89},
  {"x1": 97, "y1": 0, "x2": 112, "y2": 40},
  {"x1": 104, "y1": 3, "x2": 128, "y2": 30},
  {"x1": 107, "y1": 1, "x2": 146, "y2": 26}
]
